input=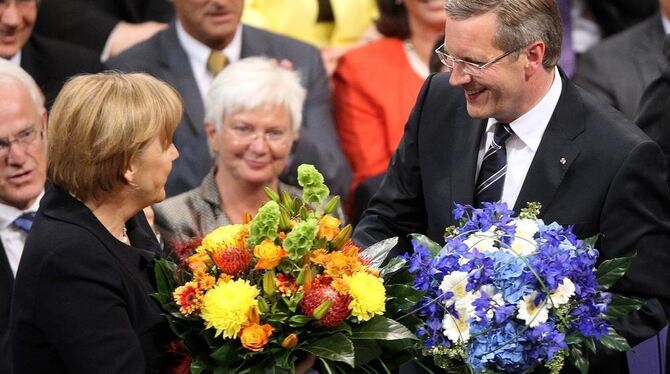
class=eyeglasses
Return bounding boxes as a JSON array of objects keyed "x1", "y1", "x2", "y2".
[
  {"x1": 0, "y1": 126, "x2": 43, "y2": 157},
  {"x1": 0, "y1": 0, "x2": 39, "y2": 11},
  {"x1": 224, "y1": 123, "x2": 292, "y2": 148},
  {"x1": 434, "y1": 43, "x2": 523, "y2": 76}
]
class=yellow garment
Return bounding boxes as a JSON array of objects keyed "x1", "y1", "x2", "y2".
[{"x1": 242, "y1": 0, "x2": 378, "y2": 48}]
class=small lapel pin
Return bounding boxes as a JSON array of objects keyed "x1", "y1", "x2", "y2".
[{"x1": 559, "y1": 157, "x2": 567, "y2": 165}]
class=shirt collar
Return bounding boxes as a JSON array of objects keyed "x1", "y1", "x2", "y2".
[
  {"x1": 661, "y1": 12, "x2": 670, "y2": 34},
  {"x1": 486, "y1": 66, "x2": 563, "y2": 152},
  {"x1": 175, "y1": 21, "x2": 243, "y2": 69},
  {"x1": 0, "y1": 190, "x2": 44, "y2": 229},
  {"x1": 3, "y1": 51, "x2": 21, "y2": 66}
]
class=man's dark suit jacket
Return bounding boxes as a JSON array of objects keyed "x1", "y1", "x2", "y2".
[
  {"x1": 354, "y1": 71, "x2": 670, "y2": 373},
  {"x1": 34, "y1": 0, "x2": 174, "y2": 54},
  {"x1": 637, "y1": 34, "x2": 670, "y2": 182},
  {"x1": 0, "y1": 243, "x2": 14, "y2": 374},
  {"x1": 574, "y1": 13, "x2": 666, "y2": 120},
  {"x1": 106, "y1": 22, "x2": 352, "y2": 199},
  {"x1": 9, "y1": 185, "x2": 173, "y2": 373},
  {"x1": 20, "y1": 35, "x2": 101, "y2": 107}
]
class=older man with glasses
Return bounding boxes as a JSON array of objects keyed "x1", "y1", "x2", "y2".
[
  {"x1": 0, "y1": 59, "x2": 46, "y2": 374},
  {"x1": 354, "y1": 0, "x2": 670, "y2": 372}
]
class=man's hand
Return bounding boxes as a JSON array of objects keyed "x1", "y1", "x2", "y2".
[{"x1": 108, "y1": 21, "x2": 167, "y2": 58}]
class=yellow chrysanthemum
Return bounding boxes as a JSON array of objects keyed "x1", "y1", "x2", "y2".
[
  {"x1": 344, "y1": 272, "x2": 386, "y2": 321},
  {"x1": 197, "y1": 224, "x2": 248, "y2": 254},
  {"x1": 201, "y1": 279, "x2": 259, "y2": 338}
]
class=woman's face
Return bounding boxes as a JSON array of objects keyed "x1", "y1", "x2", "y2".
[
  {"x1": 128, "y1": 135, "x2": 179, "y2": 206},
  {"x1": 209, "y1": 104, "x2": 296, "y2": 187},
  {"x1": 404, "y1": 0, "x2": 446, "y2": 31}
]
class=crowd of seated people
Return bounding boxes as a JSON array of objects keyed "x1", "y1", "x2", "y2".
[{"x1": 2, "y1": 0, "x2": 670, "y2": 372}]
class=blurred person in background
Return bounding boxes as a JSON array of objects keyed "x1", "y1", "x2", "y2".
[
  {"x1": 0, "y1": 59, "x2": 46, "y2": 374},
  {"x1": 242, "y1": 0, "x2": 379, "y2": 76},
  {"x1": 154, "y1": 57, "x2": 342, "y2": 246},
  {"x1": 10, "y1": 72, "x2": 181, "y2": 373},
  {"x1": 107, "y1": 0, "x2": 351, "y2": 201},
  {"x1": 33, "y1": 0, "x2": 173, "y2": 60},
  {"x1": 333, "y1": 0, "x2": 445, "y2": 216},
  {"x1": 0, "y1": 0, "x2": 101, "y2": 106},
  {"x1": 574, "y1": 0, "x2": 670, "y2": 119}
]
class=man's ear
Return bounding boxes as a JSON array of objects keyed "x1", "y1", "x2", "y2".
[{"x1": 524, "y1": 41, "x2": 546, "y2": 73}]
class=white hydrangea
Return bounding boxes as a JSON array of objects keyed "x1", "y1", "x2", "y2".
[
  {"x1": 516, "y1": 291, "x2": 549, "y2": 327},
  {"x1": 509, "y1": 218, "x2": 539, "y2": 256},
  {"x1": 549, "y1": 278, "x2": 576, "y2": 308}
]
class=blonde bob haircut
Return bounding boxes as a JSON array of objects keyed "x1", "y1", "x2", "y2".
[{"x1": 47, "y1": 71, "x2": 182, "y2": 202}]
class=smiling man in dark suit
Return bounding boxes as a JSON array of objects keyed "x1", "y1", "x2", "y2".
[
  {"x1": 0, "y1": 59, "x2": 46, "y2": 374},
  {"x1": 354, "y1": 0, "x2": 670, "y2": 372},
  {"x1": 0, "y1": 0, "x2": 101, "y2": 107},
  {"x1": 106, "y1": 0, "x2": 351, "y2": 199}
]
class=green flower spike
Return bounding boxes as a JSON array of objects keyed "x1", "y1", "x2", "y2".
[
  {"x1": 298, "y1": 164, "x2": 330, "y2": 205},
  {"x1": 247, "y1": 200, "x2": 280, "y2": 247},
  {"x1": 283, "y1": 218, "x2": 318, "y2": 260}
]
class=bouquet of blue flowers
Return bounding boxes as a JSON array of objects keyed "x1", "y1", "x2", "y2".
[{"x1": 401, "y1": 202, "x2": 643, "y2": 373}]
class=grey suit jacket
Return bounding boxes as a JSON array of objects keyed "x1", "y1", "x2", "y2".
[
  {"x1": 574, "y1": 13, "x2": 666, "y2": 120},
  {"x1": 106, "y1": 22, "x2": 351, "y2": 199}
]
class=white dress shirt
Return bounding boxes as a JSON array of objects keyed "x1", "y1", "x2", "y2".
[
  {"x1": 0, "y1": 191, "x2": 43, "y2": 276},
  {"x1": 476, "y1": 67, "x2": 563, "y2": 209},
  {"x1": 176, "y1": 21, "x2": 243, "y2": 101}
]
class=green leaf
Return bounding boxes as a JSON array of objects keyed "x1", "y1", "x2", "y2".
[
  {"x1": 599, "y1": 327, "x2": 631, "y2": 352},
  {"x1": 350, "y1": 316, "x2": 418, "y2": 341},
  {"x1": 605, "y1": 294, "x2": 645, "y2": 320},
  {"x1": 190, "y1": 358, "x2": 206, "y2": 374},
  {"x1": 386, "y1": 285, "x2": 423, "y2": 314},
  {"x1": 380, "y1": 258, "x2": 406, "y2": 279},
  {"x1": 153, "y1": 258, "x2": 178, "y2": 304},
  {"x1": 317, "y1": 357, "x2": 338, "y2": 374},
  {"x1": 353, "y1": 339, "x2": 383, "y2": 366},
  {"x1": 569, "y1": 346, "x2": 589, "y2": 374},
  {"x1": 582, "y1": 234, "x2": 601, "y2": 248},
  {"x1": 409, "y1": 234, "x2": 442, "y2": 257},
  {"x1": 210, "y1": 343, "x2": 241, "y2": 368},
  {"x1": 360, "y1": 237, "x2": 399, "y2": 268},
  {"x1": 299, "y1": 333, "x2": 354, "y2": 367},
  {"x1": 596, "y1": 256, "x2": 635, "y2": 290},
  {"x1": 289, "y1": 315, "x2": 311, "y2": 327}
]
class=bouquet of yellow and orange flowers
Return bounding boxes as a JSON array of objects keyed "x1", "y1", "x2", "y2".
[{"x1": 154, "y1": 165, "x2": 418, "y2": 373}]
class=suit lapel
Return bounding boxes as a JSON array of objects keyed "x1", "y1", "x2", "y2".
[
  {"x1": 451, "y1": 108, "x2": 487, "y2": 207},
  {"x1": 514, "y1": 73, "x2": 583, "y2": 214},
  {"x1": 157, "y1": 24, "x2": 205, "y2": 137},
  {"x1": 633, "y1": 15, "x2": 666, "y2": 84}
]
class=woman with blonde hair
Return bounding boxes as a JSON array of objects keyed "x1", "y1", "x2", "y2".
[{"x1": 10, "y1": 72, "x2": 181, "y2": 373}]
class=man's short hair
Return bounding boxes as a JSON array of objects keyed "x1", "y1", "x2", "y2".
[
  {"x1": 47, "y1": 71, "x2": 183, "y2": 202},
  {"x1": 204, "y1": 57, "x2": 306, "y2": 132},
  {"x1": 444, "y1": 0, "x2": 563, "y2": 70},
  {"x1": 0, "y1": 59, "x2": 44, "y2": 112}
]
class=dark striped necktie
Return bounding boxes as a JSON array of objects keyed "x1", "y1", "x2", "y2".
[
  {"x1": 474, "y1": 123, "x2": 514, "y2": 207},
  {"x1": 13, "y1": 211, "x2": 36, "y2": 233}
]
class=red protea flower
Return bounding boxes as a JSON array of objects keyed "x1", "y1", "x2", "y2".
[
  {"x1": 300, "y1": 281, "x2": 351, "y2": 327},
  {"x1": 210, "y1": 247, "x2": 251, "y2": 276}
]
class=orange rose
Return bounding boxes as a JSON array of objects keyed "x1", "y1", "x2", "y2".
[
  {"x1": 239, "y1": 323, "x2": 273, "y2": 351},
  {"x1": 254, "y1": 239, "x2": 287, "y2": 270},
  {"x1": 317, "y1": 215, "x2": 341, "y2": 240},
  {"x1": 186, "y1": 252, "x2": 212, "y2": 275}
]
